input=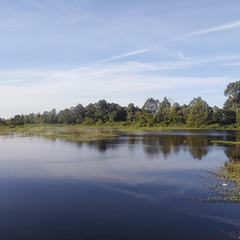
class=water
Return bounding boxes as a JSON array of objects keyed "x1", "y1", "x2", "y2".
[{"x1": 0, "y1": 130, "x2": 239, "y2": 239}]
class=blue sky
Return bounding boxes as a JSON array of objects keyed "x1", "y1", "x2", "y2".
[{"x1": 0, "y1": 0, "x2": 240, "y2": 118}]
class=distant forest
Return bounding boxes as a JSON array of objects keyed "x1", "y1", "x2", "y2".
[{"x1": 1, "y1": 80, "x2": 240, "y2": 128}]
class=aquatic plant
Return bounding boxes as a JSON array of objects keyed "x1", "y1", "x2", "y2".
[
  {"x1": 180, "y1": 161, "x2": 240, "y2": 204},
  {"x1": 220, "y1": 224, "x2": 240, "y2": 240},
  {"x1": 180, "y1": 161, "x2": 240, "y2": 239}
]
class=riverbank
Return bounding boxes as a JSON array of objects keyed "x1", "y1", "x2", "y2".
[
  {"x1": 0, "y1": 124, "x2": 239, "y2": 142},
  {"x1": 0, "y1": 125, "x2": 121, "y2": 142}
]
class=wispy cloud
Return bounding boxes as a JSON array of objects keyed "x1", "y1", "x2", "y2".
[
  {"x1": 170, "y1": 20, "x2": 240, "y2": 42},
  {"x1": 95, "y1": 48, "x2": 153, "y2": 64},
  {"x1": 0, "y1": 61, "x2": 233, "y2": 118},
  {"x1": 188, "y1": 20, "x2": 240, "y2": 37},
  {"x1": 95, "y1": 20, "x2": 240, "y2": 64},
  {"x1": 162, "y1": 23, "x2": 238, "y2": 50}
]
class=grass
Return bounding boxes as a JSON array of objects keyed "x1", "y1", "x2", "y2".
[
  {"x1": 1, "y1": 123, "x2": 239, "y2": 142},
  {"x1": 0, "y1": 124, "x2": 120, "y2": 142},
  {"x1": 211, "y1": 140, "x2": 240, "y2": 145}
]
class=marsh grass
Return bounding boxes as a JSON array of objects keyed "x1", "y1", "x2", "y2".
[
  {"x1": 211, "y1": 140, "x2": 240, "y2": 145},
  {"x1": 1, "y1": 124, "x2": 171, "y2": 141},
  {"x1": 0, "y1": 125, "x2": 119, "y2": 142}
]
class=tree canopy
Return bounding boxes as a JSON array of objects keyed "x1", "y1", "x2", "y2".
[
  {"x1": 224, "y1": 81, "x2": 240, "y2": 111},
  {"x1": 3, "y1": 80, "x2": 240, "y2": 128}
]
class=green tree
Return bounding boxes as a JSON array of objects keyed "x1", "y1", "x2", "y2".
[
  {"x1": 168, "y1": 103, "x2": 185, "y2": 125},
  {"x1": 212, "y1": 106, "x2": 236, "y2": 125},
  {"x1": 126, "y1": 103, "x2": 136, "y2": 123},
  {"x1": 187, "y1": 97, "x2": 213, "y2": 127},
  {"x1": 142, "y1": 98, "x2": 159, "y2": 114},
  {"x1": 40, "y1": 109, "x2": 57, "y2": 124},
  {"x1": 85, "y1": 103, "x2": 96, "y2": 124},
  {"x1": 11, "y1": 114, "x2": 25, "y2": 126},
  {"x1": 224, "y1": 80, "x2": 240, "y2": 111},
  {"x1": 134, "y1": 111, "x2": 154, "y2": 127},
  {"x1": 73, "y1": 104, "x2": 85, "y2": 124},
  {"x1": 157, "y1": 97, "x2": 171, "y2": 125},
  {"x1": 108, "y1": 103, "x2": 127, "y2": 122},
  {"x1": 96, "y1": 99, "x2": 109, "y2": 123},
  {"x1": 0, "y1": 118, "x2": 6, "y2": 126},
  {"x1": 58, "y1": 108, "x2": 73, "y2": 124},
  {"x1": 48, "y1": 109, "x2": 58, "y2": 124},
  {"x1": 24, "y1": 113, "x2": 36, "y2": 124},
  {"x1": 224, "y1": 80, "x2": 240, "y2": 125}
]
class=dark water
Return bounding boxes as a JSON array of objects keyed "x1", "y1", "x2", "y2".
[{"x1": 0, "y1": 130, "x2": 240, "y2": 240}]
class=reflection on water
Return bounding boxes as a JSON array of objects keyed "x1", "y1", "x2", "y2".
[
  {"x1": 0, "y1": 130, "x2": 240, "y2": 240},
  {"x1": 85, "y1": 130, "x2": 237, "y2": 160},
  {"x1": 225, "y1": 145, "x2": 240, "y2": 163}
]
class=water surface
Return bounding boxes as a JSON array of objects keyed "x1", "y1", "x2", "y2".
[{"x1": 0, "y1": 130, "x2": 239, "y2": 239}]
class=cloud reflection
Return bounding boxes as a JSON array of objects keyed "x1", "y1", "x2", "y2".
[{"x1": 0, "y1": 133, "x2": 228, "y2": 186}]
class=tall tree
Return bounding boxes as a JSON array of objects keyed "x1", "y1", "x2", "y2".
[
  {"x1": 85, "y1": 103, "x2": 96, "y2": 124},
  {"x1": 157, "y1": 97, "x2": 171, "y2": 124},
  {"x1": 24, "y1": 113, "x2": 36, "y2": 124},
  {"x1": 0, "y1": 118, "x2": 6, "y2": 126},
  {"x1": 108, "y1": 103, "x2": 127, "y2": 122},
  {"x1": 168, "y1": 103, "x2": 185, "y2": 125},
  {"x1": 126, "y1": 103, "x2": 138, "y2": 123},
  {"x1": 187, "y1": 97, "x2": 213, "y2": 127},
  {"x1": 96, "y1": 99, "x2": 109, "y2": 123},
  {"x1": 212, "y1": 106, "x2": 236, "y2": 125},
  {"x1": 73, "y1": 104, "x2": 85, "y2": 124},
  {"x1": 142, "y1": 98, "x2": 159, "y2": 114},
  {"x1": 11, "y1": 114, "x2": 25, "y2": 126},
  {"x1": 224, "y1": 80, "x2": 240, "y2": 111},
  {"x1": 58, "y1": 108, "x2": 73, "y2": 124}
]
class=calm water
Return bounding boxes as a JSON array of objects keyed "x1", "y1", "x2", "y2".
[{"x1": 0, "y1": 130, "x2": 240, "y2": 240}]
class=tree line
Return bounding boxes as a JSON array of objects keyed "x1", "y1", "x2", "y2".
[{"x1": 1, "y1": 80, "x2": 240, "y2": 128}]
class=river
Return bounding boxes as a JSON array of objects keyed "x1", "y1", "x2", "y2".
[{"x1": 0, "y1": 130, "x2": 239, "y2": 239}]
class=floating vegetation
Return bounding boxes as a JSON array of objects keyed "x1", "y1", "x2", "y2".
[
  {"x1": 179, "y1": 161, "x2": 240, "y2": 239},
  {"x1": 220, "y1": 225, "x2": 240, "y2": 240},
  {"x1": 180, "y1": 161, "x2": 240, "y2": 203},
  {"x1": 211, "y1": 140, "x2": 240, "y2": 145}
]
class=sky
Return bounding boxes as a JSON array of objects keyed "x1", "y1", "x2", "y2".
[{"x1": 0, "y1": 0, "x2": 240, "y2": 118}]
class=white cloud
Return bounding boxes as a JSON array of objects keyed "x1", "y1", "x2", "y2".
[
  {"x1": 188, "y1": 20, "x2": 240, "y2": 37},
  {"x1": 0, "y1": 59, "x2": 234, "y2": 118},
  {"x1": 87, "y1": 20, "x2": 240, "y2": 66},
  {"x1": 96, "y1": 49, "x2": 153, "y2": 64},
  {"x1": 154, "y1": 20, "x2": 240, "y2": 47}
]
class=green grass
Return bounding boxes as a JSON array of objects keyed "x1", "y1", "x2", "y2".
[
  {"x1": 211, "y1": 140, "x2": 240, "y2": 145},
  {"x1": 1, "y1": 123, "x2": 240, "y2": 142},
  {"x1": 0, "y1": 124, "x2": 120, "y2": 142},
  {"x1": 0, "y1": 124, "x2": 192, "y2": 141}
]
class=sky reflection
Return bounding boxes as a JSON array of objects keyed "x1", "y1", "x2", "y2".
[
  {"x1": 0, "y1": 132, "x2": 229, "y2": 184},
  {"x1": 0, "y1": 131, "x2": 239, "y2": 239}
]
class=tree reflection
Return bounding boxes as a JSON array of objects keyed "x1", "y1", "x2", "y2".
[
  {"x1": 86, "y1": 139, "x2": 125, "y2": 152},
  {"x1": 225, "y1": 145, "x2": 240, "y2": 163},
  {"x1": 141, "y1": 133, "x2": 210, "y2": 160},
  {"x1": 70, "y1": 130, "x2": 240, "y2": 162}
]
